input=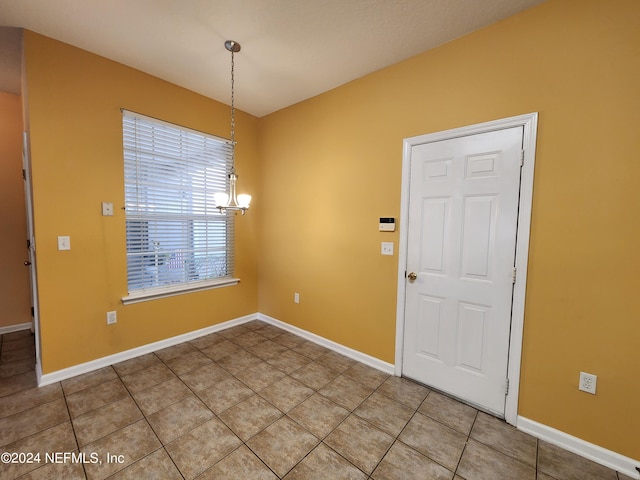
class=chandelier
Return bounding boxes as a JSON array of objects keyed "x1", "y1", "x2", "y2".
[{"x1": 214, "y1": 40, "x2": 251, "y2": 215}]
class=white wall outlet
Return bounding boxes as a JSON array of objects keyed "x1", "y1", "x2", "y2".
[
  {"x1": 381, "y1": 242, "x2": 394, "y2": 256},
  {"x1": 57, "y1": 236, "x2": 71, "y2": 251},
  {"x1": 294, "y1": 292, "x2": 300, "y2": 304},
  {"x1": 102, "y1": 202, "x2": 114, "y2": 216},
  {"x1": 579, "y1": 371, "x2": 597, "y2": 394},
  {"x1": 106, "y1": 311, "x2": 117, "y2": 325}
]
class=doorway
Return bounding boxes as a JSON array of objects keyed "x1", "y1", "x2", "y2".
[
  {"x1": 395, "y1": 113, "x2": 538, "y2": 425},
  {"x1": 0, "y1": 93, "x2": 32, "y2": 334}
]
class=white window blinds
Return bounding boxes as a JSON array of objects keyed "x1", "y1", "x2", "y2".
[{"x1": 122, "y1": 110, "x2": 235, "y2": 298}]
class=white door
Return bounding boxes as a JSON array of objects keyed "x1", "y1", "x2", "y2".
[{"x1": 402, "y1": 126, "x2": 523, "y2": 416}]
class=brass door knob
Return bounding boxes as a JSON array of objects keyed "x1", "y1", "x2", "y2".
[{"x1": 407, "y1": 272, "x2": 417, "y2": 281}]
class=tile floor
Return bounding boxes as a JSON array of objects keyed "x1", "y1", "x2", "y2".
[{"x1": 0, "y1": 321, "x2": 632, "y2": 479}]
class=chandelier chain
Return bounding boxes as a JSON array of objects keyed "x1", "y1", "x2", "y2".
[
  {"x1": 215, "y1": 40, "x2": 250, "y2": 214},
  {"x1": 230, "y1": 47, "x2": 236, "y2": 172}
]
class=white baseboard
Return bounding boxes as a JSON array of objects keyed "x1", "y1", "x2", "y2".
[
  {"x1": 257, "y1": 313, "x2": 395, "y2": 375},
  {"x1": 518, "y1": 416, "x2": 640, "y2": 479},
  {"x1": 38, "y1": 313, "x2": 258, "y2": 387},
  {"x1": 38, "y1": 311, "x2": 395, "y2": 387},
  {"x1": 0, "y1": 322, "x2": 32, "y2": 335}
]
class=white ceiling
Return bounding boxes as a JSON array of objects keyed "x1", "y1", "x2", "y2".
[{"x1": 0, "y1": 0, "x2": 545, "y2": 117}]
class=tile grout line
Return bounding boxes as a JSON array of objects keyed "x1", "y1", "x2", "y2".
[
  {"x1": 219, "y1": 325, "x2": 388, "y2": 478},
  {"x1": 76, "y1": 363, "x2": 161, "y2": 479},
  {"x1": 155, "y1": 345, "x2": 251, "y2": 479},
  {"x1": 141, "y1": 326, "x2": 316, "y2": 479},
  {"x1": 454, "y1": 408, "x2": 480, "y2": 477},
  {"x1": 354, "y1": 374, "x2": 422, "y2": 477},
  {"x1": 217, "y1": 328, "x2": 329, "y2": 478},
  {"x1": 1, "y1": 323, "x2": 629, "y2": 480},
  {"x1": 2, "y1": 327, "x2": 396, "y2": 479},
  {"x1": 116, "y1": 351, "x2": 204, "y2": 479},
  {"x1": 189, "y1": 326, "x2": 312, "y2": 479},
  {"x1": 535, "y1": 432, "x2": 540, "y2": 479},
  {"x1": 0, "y1": 327, "x2": 515, "y2": 479},
  {"x1": 0, "y1": 334, "x2": 74, "y2": 478},
  {"x1": 59, "y1": 382, "x2": 89, "y2": 480},
  {"x1": 368, "y1": 386, "x2": 465, "y2": 478}
]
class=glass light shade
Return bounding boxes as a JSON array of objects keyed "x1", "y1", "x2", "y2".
[
  {"x1": 213, "y1": 192, "x2": 229, "y2": 207},
  {"x1": 237, "y1": 194, "x2": 251, "y2": 209}
]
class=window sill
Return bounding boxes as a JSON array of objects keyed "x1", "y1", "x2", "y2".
[{"x1": 121, "y1": 278, "x2": 240, "y2": 305}]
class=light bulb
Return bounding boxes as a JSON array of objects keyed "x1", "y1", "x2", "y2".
[
  {"x1": 214, "y1": 192, "x2": 229, "y2": 207},
  {"x1": 237, "y1": 194, "x2": 251, "y2": 209}
]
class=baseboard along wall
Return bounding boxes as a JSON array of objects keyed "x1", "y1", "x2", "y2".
[{"x1": 0, "y1": 322, "x2": 32, "y2": 335}]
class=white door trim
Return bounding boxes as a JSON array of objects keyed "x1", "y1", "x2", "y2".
[
  {"x1": 395, "y1": 113, "x2": 538, "y2": 426},
  {"x1": 22, "y1": 130, "x2": 42, "y2": 384}
]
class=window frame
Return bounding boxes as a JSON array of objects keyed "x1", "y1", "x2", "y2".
[{"x1": 120, "y1": 110, "x2": 238, "y2": 305}]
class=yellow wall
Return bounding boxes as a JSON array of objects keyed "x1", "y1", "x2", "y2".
[
  {"x1": 0, "y1": 92, "x2": 32, "y2": 328},
  {"x1": 258, "y1": 0, "x2": 640, "y2": 460},
  {"x1": 23, "y1": 32, "x2": 259, "y2": 373},
  {"x1": 22, "y1": 0, "x2": 639, "y2": 461}
]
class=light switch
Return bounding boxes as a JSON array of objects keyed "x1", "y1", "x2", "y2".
[
  {"x1": 381, "y1": 242, "x2": 394, "y2": 256},
  {"x1": 57, "y1": 236, "x2": 71, "y2": 251},
  {"x1": 102, "y1": 202, "x2": 114, "y2": 216}
]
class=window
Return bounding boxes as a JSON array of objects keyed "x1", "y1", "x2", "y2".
[{"x1": 122, "y1": 110, "x2": 237, "y2": 304}]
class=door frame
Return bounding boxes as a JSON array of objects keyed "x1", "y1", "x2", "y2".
[
  {"x1": 22, "y1": 130, "x2": 42, "y2": 383},
  {"x1": 395, "y1": 113, "x2": 538, "y2": 426}
]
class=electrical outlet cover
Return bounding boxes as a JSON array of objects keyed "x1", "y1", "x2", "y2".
[{"x1": 579, "y1": 371, "x2": 597, "y2": 394}]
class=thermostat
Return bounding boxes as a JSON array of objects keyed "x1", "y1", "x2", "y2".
[{"x1": 379, "y1": 217, "x2": 395, "y2": 232}]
